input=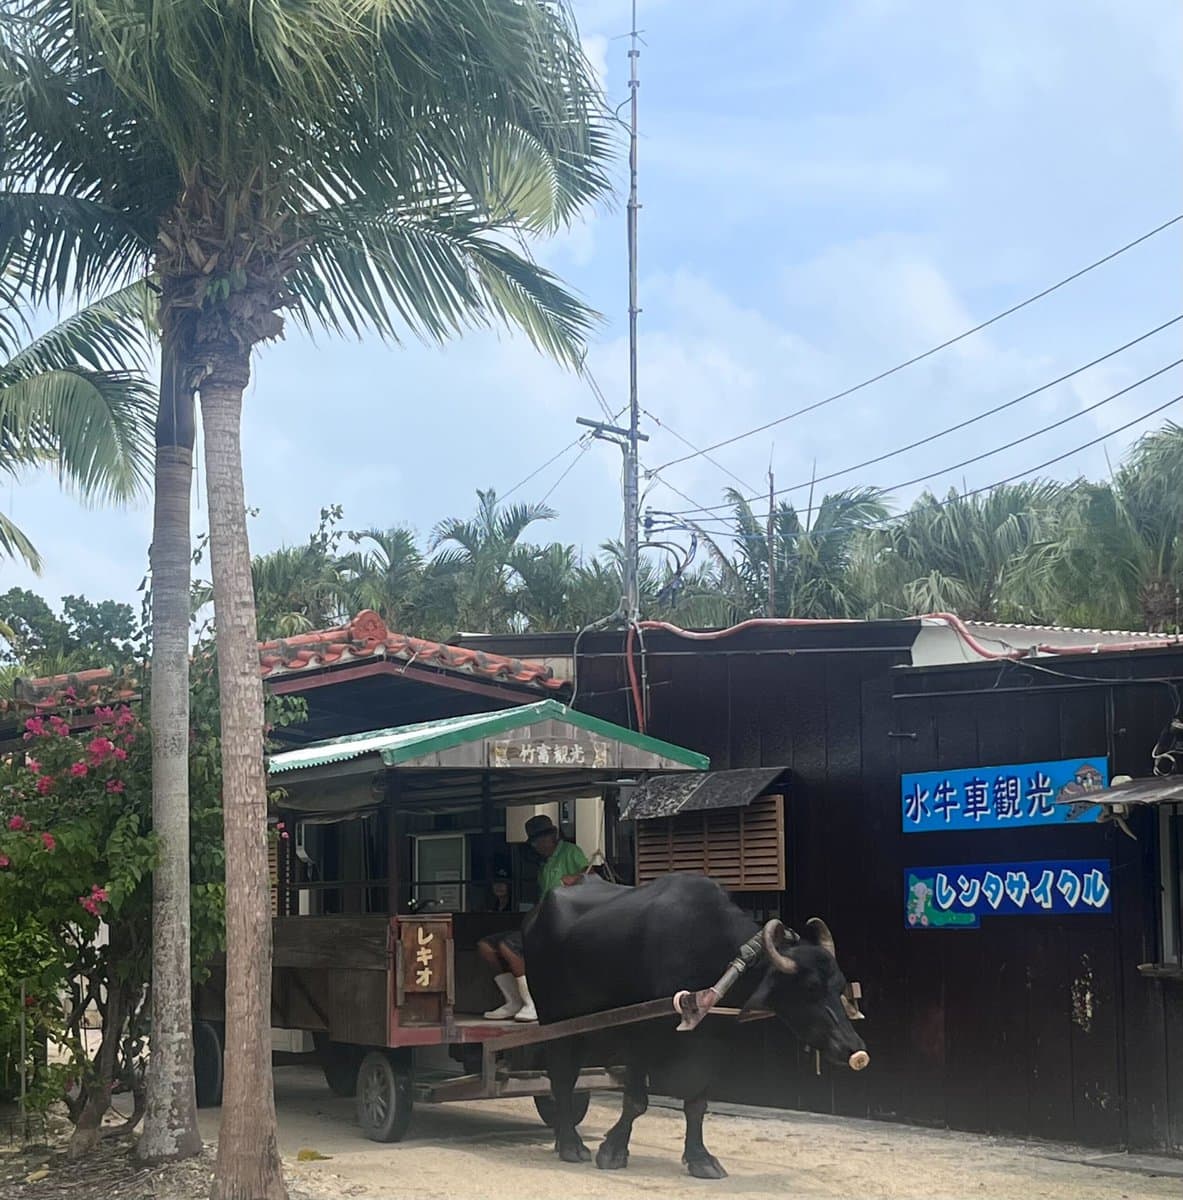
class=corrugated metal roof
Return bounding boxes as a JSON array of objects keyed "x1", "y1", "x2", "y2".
[
  {"x1": 267, "y1": 699, "x2": 709, "y2": 775},
  {"x1": 620, "y1": 766, "x2": 788, "y2": 820},
  {"x1": 1062, "y1": 775, "x2": 1183, "y2": 809}
]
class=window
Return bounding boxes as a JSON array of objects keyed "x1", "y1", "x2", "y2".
[{"x1": 635, "y1": 794, "x2": 785, "y2": 891}]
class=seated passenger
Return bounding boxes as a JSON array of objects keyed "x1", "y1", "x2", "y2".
[{"x1": 477, "y1": 815, "x2": 588, "y2": 1022}]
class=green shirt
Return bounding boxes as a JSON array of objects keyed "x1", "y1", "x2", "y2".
[{"x1": 538, "y1": 840, "x2": 589, "y2": 897}]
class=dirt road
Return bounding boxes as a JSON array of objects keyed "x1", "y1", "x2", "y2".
[{"x1": 196, "y1": 1066, "x2": 1180, "y2": 1200}]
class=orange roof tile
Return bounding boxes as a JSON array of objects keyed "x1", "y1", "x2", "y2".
[{"x1": 258, "y1": 610, "x2": 567, "y2": 691}]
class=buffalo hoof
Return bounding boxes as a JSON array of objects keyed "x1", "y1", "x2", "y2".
[
  {"x1": 686, "y1": 1156, "x2": 728, "y2": 1180},
  {"x1": 559, "y1": 1138, "x2": 592, "y2": 1164},
  {"x1": 595, "y1": 1142, "x2": 629, "y2": 1170}
]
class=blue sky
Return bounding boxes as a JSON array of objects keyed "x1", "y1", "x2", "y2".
[{"x1": 4, "y1": 0, "x2": 1182, "y2": 616}]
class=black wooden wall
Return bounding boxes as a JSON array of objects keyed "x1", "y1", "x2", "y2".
[{"x1": 569, "y1": 629, "x2": 1182, "y2": 1154}]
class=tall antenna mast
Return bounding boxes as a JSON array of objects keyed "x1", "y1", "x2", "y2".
[
  {"x1": 623, "y1": 0, "x2": 642, "y2": 622},
  {"x1": 576, "y1": 0, "x2": 646, "y2": 623}
]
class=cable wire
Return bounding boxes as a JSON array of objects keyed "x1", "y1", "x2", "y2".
[
  {"x1": 650, "y1": 214, "x2": 1183, "y2": 474},
  {"x1": 664, "y1": 315, "x2": 1183, "y2": 516}
]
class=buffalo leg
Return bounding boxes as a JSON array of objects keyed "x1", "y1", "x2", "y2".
[
  {"x1": 595, "y1": 1064, "x2": 648, "y2": 1170},
  {"x1": 547, "y1": 1038, "x2": 591, "y2": 1163},
  {"x1": 682, "y1": 1094, "x2": 727, "y2": 1179}
]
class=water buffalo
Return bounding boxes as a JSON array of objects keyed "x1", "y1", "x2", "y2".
[{"x1": 523, "y1": 873, "x2": 868, "y2": 1179}]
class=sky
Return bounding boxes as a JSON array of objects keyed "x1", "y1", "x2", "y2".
[{"x1": 4, "y1": 0, "x2": 1182, "y2": 616}]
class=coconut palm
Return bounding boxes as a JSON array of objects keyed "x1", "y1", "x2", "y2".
[
  {"x1": 3, "y1": 4, "x2": 609, "y2": 1191},
  {"x1": 0, "y1": 281, "x2": 154, "y2": 569},
  {"x1": 716, "y1": 487, "x2": 890, "y2": 619}
]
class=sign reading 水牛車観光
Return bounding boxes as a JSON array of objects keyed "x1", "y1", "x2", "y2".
[{"x1": 900, "y1": 757, "x2": 1108, "y2": 833}]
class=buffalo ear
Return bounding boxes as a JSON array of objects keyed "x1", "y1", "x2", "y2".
[{"x1": 738, "y1": 972, "x2": 777, "y2": 1021}]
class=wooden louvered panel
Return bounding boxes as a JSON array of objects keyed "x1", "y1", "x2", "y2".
[
  {"x1": 635, "y1": 794, "x2": 785, "y2": 891},
  {"x1": 268, "y1": 836, "x2": 279, "y2": 917}
]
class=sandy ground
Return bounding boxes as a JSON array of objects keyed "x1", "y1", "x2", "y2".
[{"x1": 185, "y1": 1066, "x2": 1182, "y2": 1200}]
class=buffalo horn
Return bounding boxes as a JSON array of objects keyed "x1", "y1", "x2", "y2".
[
  {"x1": 762, "y1": 920, "x2": 798, "y2": 974},
  {"x1": 806, "y1": 917, "x2": 836, "y2": 959}
]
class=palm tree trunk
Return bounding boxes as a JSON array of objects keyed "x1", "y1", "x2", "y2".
[
  {"x1": 138, "y1": 345, "x2": 203, "y2": 1162},
  {"x1": 200, "y1": 348, "x2": 287, "y2": 1200}
]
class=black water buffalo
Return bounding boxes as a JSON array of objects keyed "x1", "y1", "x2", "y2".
[{"x1": 523, "y1": 873, "x2": 868, "y2": 1179}]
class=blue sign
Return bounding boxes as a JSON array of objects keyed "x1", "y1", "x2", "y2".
[
  {"x1": 901, "y1": 758, "x2": 1108, "y2": 833},
  {"x1": 905, "y1": 859, "x2": 1112, "y2": 930}
]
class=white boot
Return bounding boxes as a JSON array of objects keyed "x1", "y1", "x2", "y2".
[
  {"x1": 514, "y1": 975, "x2": 537, "y2": 1022},
  {"x1": 484, "y1": 973, "x2": 523, "y2": 1020}
]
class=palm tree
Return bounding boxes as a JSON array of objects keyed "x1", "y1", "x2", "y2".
[
  {"x1": 852, "y1": 481, "x2": 1065, "y2": 622},
  {"x1": 1050, "y1": 423, "x2": 1183, "y2": 631},
  {"x1": 0, "y1": 283, "x2": 154, "y2": 568},
  {"x1": 431, "y1": 490, "x2": 559, "y2": 633},
  {"x1": 339, "y1": 525, "x2": 426, "y2": 633},
  {"x1": 713, "y1": 487, "x2": 890, "y2": 619},
  {"x1": 4, "y1": 5, "x2": 609, "y2": 1192}
]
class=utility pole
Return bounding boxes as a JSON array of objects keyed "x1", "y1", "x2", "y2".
[
  {"x1": 766, "y1": 467, "x2": 776, "y2": 618},
  {"x1": 578, "y1": 1, "x2": 644, "y2": 622},
  {"x1": 623, "y1": 0, "x2": 642, "y2": 621}
]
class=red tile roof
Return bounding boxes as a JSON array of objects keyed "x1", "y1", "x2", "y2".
[
  {"x1": 258, "y1": 610, "x2": 567, "y2": 691},
  {"x1": 2, "y1": 611, "x2": 568, "y2": 718},
  {"x1": 0, "y1": 668, "x2": 139, "y2": 717}
]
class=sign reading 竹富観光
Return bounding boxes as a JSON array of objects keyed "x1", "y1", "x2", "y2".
[
  {"x1": 901, "y1": 758, "x2": 1108, "y2": 833},
  {"x1": 905, "y1": 858, "x2": 1112, "y2": 930}
]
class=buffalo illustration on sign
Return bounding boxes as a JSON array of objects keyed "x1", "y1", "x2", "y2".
[
  {"x1": 905, "y1": 858, "x2": 1112, "y2": 930},
  {"x1": 901, "y1": 758, "x2": 1108, "y2": 833}
]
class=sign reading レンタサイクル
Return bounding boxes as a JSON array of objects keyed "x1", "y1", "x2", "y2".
[
  {"x1": 905, "y1": 859, "x2": 1112, "y2": 930},
  {"x1": 900, "y1": 758, "x2": 1108, "y2": 833}
]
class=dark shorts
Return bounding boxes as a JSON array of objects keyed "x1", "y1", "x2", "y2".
[{"x1": 481, "y1": 929, "x2": 523, "y2": 957}]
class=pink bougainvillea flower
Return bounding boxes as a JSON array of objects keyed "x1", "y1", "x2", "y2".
[
  {"x1": 69, "y1": 761, "x2": 88, "y2": 778},
  {"x1": 49, "y1": 716, "x2": 70, "y2": 736},
  {"x1": 0, "y1": 855, "x2": 10, "y2": 869},
  {"x1": 40, "y1": 832, "x2": 56, "y2": 852},
  {"x1": 7, "y1": 815, "x2": 26, "y2": 831},
  {"x1": 105, "y1": 779, "x2": 125, "y2": 794},
  {"x1": 79, "y1": 896, "x2": 99, "y2": 916},
  {"x1": 24, "y1": 717, "x2": 45, "y2": 737},
  {"x1": 115, "y1": 708, "x2": 135, "y2": 729},
  {"x1": 91, "y1": 885, "x2": 109, "y2": 902},
  {"x1": 87, "y1": 736, "x2": 115, "y2": 761},
  {"x1": 63, "y1": 686, "x2": 77, "y2": 701},
  {"x1": 35, "y1": 777, "x2": 53, "y2": 796},
  {"x1": 95, "y1": 706, "x2": 115, "y2": 723},
  {"x1": 25, "y1": 757, "x2": 40, "y2": 774},
  {"x1": 112, "y1": 747, "x2": 128, "y2": 762}
]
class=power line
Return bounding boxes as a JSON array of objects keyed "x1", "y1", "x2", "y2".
[
  {"x1": 500, "y1": 436, "x2": 587, "y2": 501},
  {"x1": 663, "y1": 315, "x2": 1183, "y2": 516},
  {"x1": 650, "y1": 213, "x2": 1183, "y2": 474},
  {"x1": 648, "y1": 391, "x2": 1183, "y2": 542},
  {"x1": 641, "y1": 406, "x2": 762, "y2": 496},
  {"x1": 540, "y1": 437, "x2": 596, "y2": 506}
]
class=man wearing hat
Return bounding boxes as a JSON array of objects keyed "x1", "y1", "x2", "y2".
[{"x1": 477, "y1": 814, "x2": 589, "y2": 1022}]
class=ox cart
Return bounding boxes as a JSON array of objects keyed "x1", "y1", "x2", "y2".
[{"x1": 194, "y1": 700, "x2": 721, "y2": 1141}]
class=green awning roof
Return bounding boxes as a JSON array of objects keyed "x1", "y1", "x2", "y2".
[{"x1": 267, "y1": 699, "x2": 709, "y2": 777}]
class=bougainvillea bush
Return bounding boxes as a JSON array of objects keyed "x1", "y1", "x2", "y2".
[{"x1": 0, "y1": 703, "x2": 156, "y2": 1150}]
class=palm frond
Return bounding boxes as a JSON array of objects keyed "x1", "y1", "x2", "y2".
[
  {"x1": 0, "y1": 367, "x2": 154, "y2": 501},
  {"x1": 0, "y1": 510, "x2": 41, "y2": 571}
]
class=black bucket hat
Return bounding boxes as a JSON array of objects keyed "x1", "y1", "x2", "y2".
[{"x1": 524, "y1": 814, "x2": 558, "y2": 842}]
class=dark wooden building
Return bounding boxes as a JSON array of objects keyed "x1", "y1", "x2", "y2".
[{"x1": 456, "y1": 621, "x2": 1183, "y2": 1156}]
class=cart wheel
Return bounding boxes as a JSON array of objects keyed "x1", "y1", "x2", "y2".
[
  {"x1": 535, "y1": 1091, "x2": 590, "y2": 1129},
  {"x1": 193, "y1": 1020, "x2": 224, "y2": 1109},
  {"x1": 314, "y1": 1035, "x2": 362, "y2": 1098},
  {"x1": 357, "y1": 1050, "x2": 413, "y2": 1143}
]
